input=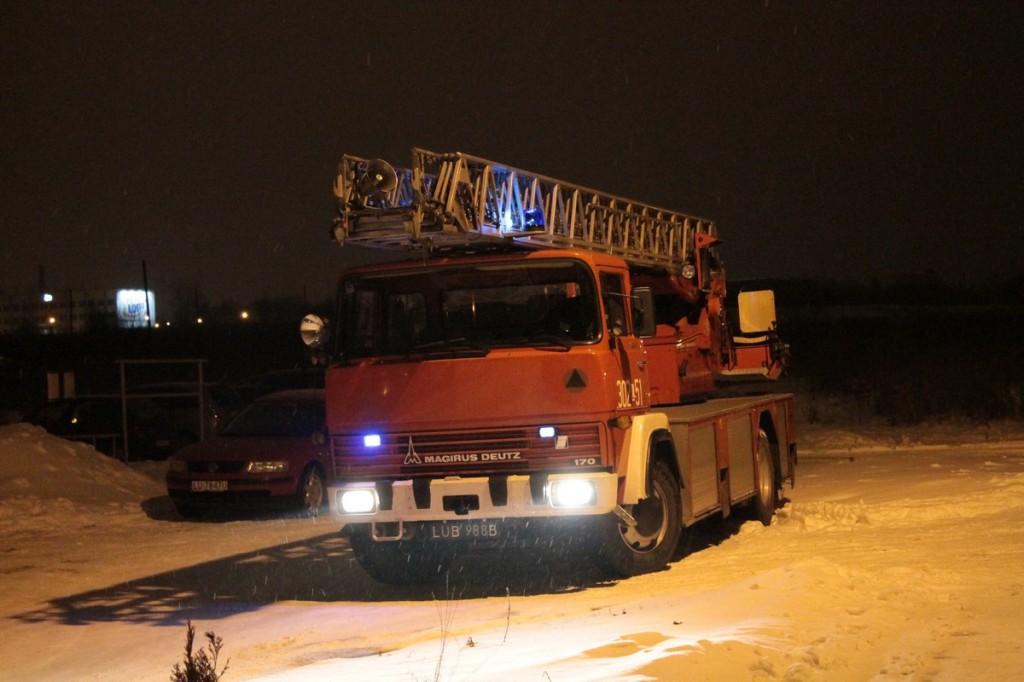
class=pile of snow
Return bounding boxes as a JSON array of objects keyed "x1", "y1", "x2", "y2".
[{"x1": 0, "y1": 424, "x2": 165, "y2": 531}]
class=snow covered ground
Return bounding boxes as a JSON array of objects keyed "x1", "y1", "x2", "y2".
[{"x1": 2, "y1": 420, "x2": 1024, "y2": 681}]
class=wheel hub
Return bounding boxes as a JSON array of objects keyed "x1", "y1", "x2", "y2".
[{"x1": 619, "y1": 481, "x2": 668, "y2": 551}]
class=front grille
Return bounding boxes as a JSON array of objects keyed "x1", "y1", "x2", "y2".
[{"x1": 331, "y1": 422, "x2": 604, "y2": 478}]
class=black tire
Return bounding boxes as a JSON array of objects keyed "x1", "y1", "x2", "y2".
[
  {"x1": 600, "y1": 460, "x2": 682, "y2": 577},
  {"x1": 348, "y1": 525, "x2": 454, "y2": 585},
  {"x1": 295, "y1": 465, "x2": 326, "y2": 514},
  {"x1": 751, "y1": 429, "x2": 779, "y2": 526}
]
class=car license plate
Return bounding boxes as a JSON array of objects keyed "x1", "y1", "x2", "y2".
[
  {"x1": 427, "y1": 520, "x2": 501, "y2": 541},
  {"x1": 190, "y1": 480, "x2": 228, "y2": 492}
]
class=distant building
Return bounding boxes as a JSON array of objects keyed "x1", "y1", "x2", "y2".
[{"x1": 0, "y1": 289, "x2": 156, "y2": 334}]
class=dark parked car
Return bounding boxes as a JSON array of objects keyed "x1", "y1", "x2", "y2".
[
  {"x1": 234, "y1": 367, "x2": 326, "y2": 403},
  {"x1": 128, "y1": 382, "x2": 245, "y2": 451},
  {"x1": 165, "y1": 389, "x2": 329, "y2": 518},
  {"x1": 25, "y1": 395, "x2": 175, "y2": 459}
]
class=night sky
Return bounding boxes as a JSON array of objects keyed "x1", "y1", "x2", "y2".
[{"x1": 2, "y1": 2, "x2": 1022, "y2": 313}]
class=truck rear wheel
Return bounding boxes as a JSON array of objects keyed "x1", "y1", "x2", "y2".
[
  {"x1": 751, "y1": 429, "x2": 779, "y2": 525},
  {"x1": 348, "y1": 525, "x2": 454, "y2": 585},
  {"x1": 600, "y1": 460, "x2": 682, "y2": 577}
]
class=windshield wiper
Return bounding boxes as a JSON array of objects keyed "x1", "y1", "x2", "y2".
[
  {"x1": 493, "y1": 334, "x2": 572, "y2": 352},
  {"x1": 410, "y1": 337, "x2": 491, "y2": 356}
]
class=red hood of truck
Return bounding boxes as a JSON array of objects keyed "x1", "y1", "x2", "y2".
[{"x1": 324, "y1": 348, "x2": 618, "y2": 433}]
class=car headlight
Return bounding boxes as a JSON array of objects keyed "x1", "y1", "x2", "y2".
[
  {"x1": 167, "y1": 458, "x2": 187, "y2": 473},
  {"x1": 246, "y1": 461, "x2": 289, "y2": 474}
]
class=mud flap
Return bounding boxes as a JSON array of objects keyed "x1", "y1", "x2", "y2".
[{"x1": 718, "y1": 468, "x2": 731, "y2": 518}]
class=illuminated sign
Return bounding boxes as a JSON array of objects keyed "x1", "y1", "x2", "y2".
[{"x1": 116, "y1": 289, "x2": 155, "y2": 328}]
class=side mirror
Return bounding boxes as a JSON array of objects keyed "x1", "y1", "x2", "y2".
[
  {"x1": 632, "y1": 287, "x2": 656, "y2": 338},
  {"x1": 300, "y1": 314, "x2": 329, "y2": 349}
]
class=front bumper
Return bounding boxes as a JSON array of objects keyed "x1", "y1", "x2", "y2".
[{"x1": 329, "y1": 472, "x2": 618, "y2": 525}]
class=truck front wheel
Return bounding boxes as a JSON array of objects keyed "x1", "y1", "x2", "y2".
[{"x1": 600, "y1": 460, "x2": 682, "y2": 577}]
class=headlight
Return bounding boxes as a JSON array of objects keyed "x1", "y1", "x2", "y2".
[
  {"x1": 167, "y1": 458, "x2": 187, "y2": 473},
  {"x1": 246, "y1": 461, "x2": 289, "y2": 474},
  {"x1": 549, "y1": 479, "x2": 597, "y2": 508},
  {"x1": 339, "y1": 487, "x2": 378, "y2": 514}
]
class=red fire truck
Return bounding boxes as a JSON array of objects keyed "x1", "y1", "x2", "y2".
[{"x1": 301, "y1": 149, "x2": 796, "y2": 584}]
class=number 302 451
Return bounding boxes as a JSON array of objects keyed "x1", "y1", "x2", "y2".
[{"x1": 616, "y1": 378, "x2": 643, "y2": 408}]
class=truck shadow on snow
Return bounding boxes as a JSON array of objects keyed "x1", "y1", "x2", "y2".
[{"x1": 13, "y1": 507, "x2": 750, "y2": 628}]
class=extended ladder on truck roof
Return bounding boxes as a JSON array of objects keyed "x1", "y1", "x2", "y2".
[{"x1": 332, "y1": 148, "x2": 716, "y2": 273}]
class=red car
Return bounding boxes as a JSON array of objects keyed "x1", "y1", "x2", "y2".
[{"x1": 166, "y1": 389, "x2": 329, "y2": 518}]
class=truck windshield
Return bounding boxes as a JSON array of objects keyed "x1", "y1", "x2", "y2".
[{"x1": 339, "y1": 258, "x2": 600, "y2": 358}]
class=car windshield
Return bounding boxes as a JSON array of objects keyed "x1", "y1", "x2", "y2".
[
  {"x1": 221, "y1": 400, "x2": 324, "y2": 437},
  {"x1": 339, "y1": 258, "x2": 600, "y2": 358}
]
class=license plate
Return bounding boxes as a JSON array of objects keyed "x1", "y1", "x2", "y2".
[
  {"x1": 190, "y1": 480, "x2": 228, "y2": 492},
  {"x1": 426, "y1": 520, "x2": 502, "y2": 541}
]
